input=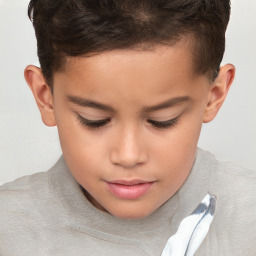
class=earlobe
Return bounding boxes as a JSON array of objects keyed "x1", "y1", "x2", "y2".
[
  {"x1": 24, "y1": 65, "x2": 56, "y2": 127},
  {"x1": 203, "y1": 64, "x2": 235, "y2": 123}
]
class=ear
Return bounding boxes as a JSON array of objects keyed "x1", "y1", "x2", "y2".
[
  {"x1": 203, "y1": 64, "x2": 235, "y2": 123},
  {"x1": 24, "y1": 65, "x2": 56, "y2": 126}
]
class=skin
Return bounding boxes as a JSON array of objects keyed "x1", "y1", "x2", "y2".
[{"x1": 25, "y1": 43, "x2": 235, "y2": 219}]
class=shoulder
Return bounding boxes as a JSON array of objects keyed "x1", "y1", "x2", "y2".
[
  {"x1": 197, "y1": 148, "x2": 256, "y2": 212},
  {"x1": 0, "y1": 156, "x2": 68, "y2": 215},
  {"x1": 0, "y1": 159, "x2": 66, "y2": 248},
  {"x1": 0, "y1": 155, "x2": 66, "y2": 203},
  {"x1": 0, "y1": 170, "x2": 50, "y2": 209},
  {"x1": 196, "y1": 147, "x2": 256, "y2": 185},
  {"x1": 208, "y1": 150, "x2": 256, "y2": 200},
  {"x1": 0, "y1": 170, "x2": 49, "y2": 206},
  {"x1": 197, "y1": 149, "x2": 256, "y2": 255},
  {"x1": 0, "y1": 170, "x2": 49, "y2": 191},
  {"x1": 0, "y1": 171, "x2": 52, "y2": 230}
]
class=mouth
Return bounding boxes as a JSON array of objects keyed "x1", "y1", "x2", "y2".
[{"x1": 106, "y1": 180, "x2": 155, "y2": 200}]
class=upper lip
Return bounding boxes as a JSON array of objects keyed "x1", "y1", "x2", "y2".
[{"x1": 107, "y1": 180, "x2": 155, "y2": 186}]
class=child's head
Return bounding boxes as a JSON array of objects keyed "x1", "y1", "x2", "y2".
[
  {"x1": 28, "y1": 0, "x2": 230, "y2": 86},
  {"x1": 25, "y1": 0, "x2": 235, "y2": 219}
]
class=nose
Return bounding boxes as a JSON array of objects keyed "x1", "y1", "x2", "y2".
[{"x1": 110, "y1": 126, "x2": 148, "y2": 168}]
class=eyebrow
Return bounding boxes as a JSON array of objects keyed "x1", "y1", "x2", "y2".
[
  {"x1": 143, "y1": 96, "x2": 191, "y2": 112},
  {"x1": 67, "y1": 95, "x2": 115, "y2": 112},
  {"x1": 67, "y1": 95, "x2": 191, "y2": 112}
]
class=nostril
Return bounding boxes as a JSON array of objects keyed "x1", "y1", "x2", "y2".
[
  {"x1": 110, "y1": 149, "x2": 148, "y2": 168},
  {"x1": 109, "y1": 129, "x2": 148, "y2": 168},
  {"x1": 111, "y1": 155, "x2": 142, "y2": 168}
]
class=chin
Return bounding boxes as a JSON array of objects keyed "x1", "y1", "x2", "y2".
[{"x1": 108, "y1": 204, "x2": 156, "y2": 220}]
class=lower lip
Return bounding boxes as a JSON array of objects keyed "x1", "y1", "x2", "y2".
[{"x1": 106, "y1": 182, "x2": 154, "y2": 199}]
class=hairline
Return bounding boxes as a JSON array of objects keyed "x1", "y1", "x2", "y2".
[{"x1": 48, "y1": 34, "x2": 215, "y2": 89}]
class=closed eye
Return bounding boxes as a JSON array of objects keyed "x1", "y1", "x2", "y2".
[
  {"x1": 147, "y1": 116, "x2": 180, "y2": 129},
  {"x1": 77, "y1": 114, "x2": 181, "y2": 130},
  {"x1": 77, "y1": 115, "x2": 111, "y2": 130}
]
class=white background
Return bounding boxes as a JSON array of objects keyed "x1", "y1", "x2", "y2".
[{"x1": 0, "y1": 0, "x2": 255, "y2": 185}]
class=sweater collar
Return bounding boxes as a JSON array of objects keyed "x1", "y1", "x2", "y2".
[{"x1": 49, "y1": 148, "x2": 213, "y2": 238}]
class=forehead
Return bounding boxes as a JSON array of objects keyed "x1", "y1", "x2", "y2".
[
  {"x1": 53, "y1": 42, "x2": 209, "y2": 104},
  {"x1": 62, "y1": 41, "x2": 196, "y2": 78}
]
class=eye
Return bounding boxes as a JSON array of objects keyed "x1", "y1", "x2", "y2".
[
  {"x1": 77, "y1": 114, "x2": 111, "y2": 130},
  {"x1": 147, "y1": 116, "x2": 180, "y2": 129}
]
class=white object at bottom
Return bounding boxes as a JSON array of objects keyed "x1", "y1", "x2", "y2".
[{"x1": 161, "y1": 193, "x2": 216, "y2": 256}]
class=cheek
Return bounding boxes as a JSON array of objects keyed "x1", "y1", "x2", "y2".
[
  {"x1": 152, "y1": 122, "x2": 201, "y2": 159},
  {"x1": 150, "y1": 117, "x2": 202, "y2": 181},
  {"x1": 59, "y1": 130, "x2": 104, "y2": 192},
  {"x1": 55, "y1": 114, "x2": 105, "y2": 176}
]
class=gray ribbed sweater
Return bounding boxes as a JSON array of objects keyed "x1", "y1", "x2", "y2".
[{"x1": 0, "y1": 148, "x2": 255, "y2": 256}]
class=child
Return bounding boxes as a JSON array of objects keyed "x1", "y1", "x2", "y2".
[{"x1": 0, "y1": 0, "x2": 255, "y2": 255}]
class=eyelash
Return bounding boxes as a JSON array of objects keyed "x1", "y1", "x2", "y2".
[
  {"x1": 147, "y1": 116, "x2": 180, "y2": 129},
  {"x1": 77, "y1": 115, "x2": 180, "y2": 130},
  {"x1": 77, "y1": 115, "x2": 111, "y2": 130}
]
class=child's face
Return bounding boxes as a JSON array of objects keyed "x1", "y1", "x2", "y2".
[{"x1": 51, "y1": 44, "x2": 213, "y2": 219}]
